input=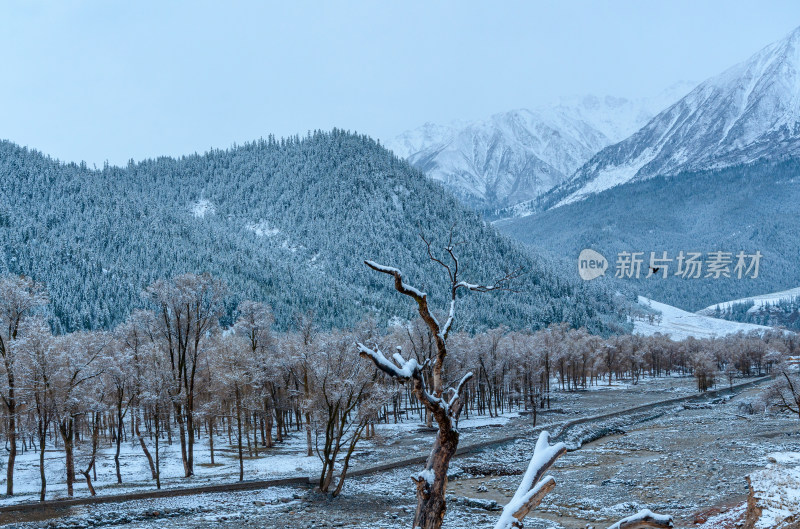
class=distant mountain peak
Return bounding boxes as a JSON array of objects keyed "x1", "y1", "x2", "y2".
[
  {"x1": 387, "y1": 85, "x2": 693, "y2": 211},
  {"x1": 544, "y1": 26, "x2": 800, "y2": 209}
]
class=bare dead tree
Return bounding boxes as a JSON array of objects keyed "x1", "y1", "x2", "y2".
[
  {"x1": 357, "y1": 229, "x2": 520, "y2": 529},
  {"x1": 494, "y1": 430, "x2": 672, "y2": 529}
]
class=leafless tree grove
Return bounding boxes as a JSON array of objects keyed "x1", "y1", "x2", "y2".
[{"x1": 0, "y1": 266, "x2": 795, "y2": 514}]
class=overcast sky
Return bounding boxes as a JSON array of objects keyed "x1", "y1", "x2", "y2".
[{"x1": 2, "y1": 1, "x2": 799, "y2": 166}]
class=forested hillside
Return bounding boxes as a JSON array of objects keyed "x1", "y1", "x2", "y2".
[
  {"x1": 0, "y1": 130, "x2": 625, "y2": 333},
  {"x1": 499, "y1": 158, "x2": 800, "y2": 312}
]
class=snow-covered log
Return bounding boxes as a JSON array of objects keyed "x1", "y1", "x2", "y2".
[
  {"x1": 494, "y1": 431, "x2": 566, "y2": 529},
  {"x1": 606, "y1": 509, "x2": 673, "y2": 529}
]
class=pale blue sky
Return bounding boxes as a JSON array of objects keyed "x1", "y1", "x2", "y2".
[{"x1": 1, "y1": 1, "x2": 799, "y2": 166}]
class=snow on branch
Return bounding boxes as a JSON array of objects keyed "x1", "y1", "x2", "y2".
[
  {"x1": 494, "y1": 431, "x2": 566, "y2": 529},
  {"x1": 454, "y1": 268, "x2": 522, "y2": 293},
  {"x1": 356, "y1": 343, "x2": 422, "y2": 381},
  {"x1": 364, "y1": 260, "x2": 428, "y2": 301},
  {"x1": 606, "y1": 509, "x2": 673, "y2": 529},
  {"x1": 446, "y1": 371, "x2": 473, "y2": 407}
]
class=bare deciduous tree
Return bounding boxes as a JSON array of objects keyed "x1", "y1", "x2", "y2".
[
  {"x1": 357, "y1": 230, "x2": 519, "y2": 529},
  {"x1": 48, "y1": 331, "x2": 107, "y2": 497},
  {"x1": 764, "y1": 361, "x2": 800, "y2": 421},
  {"x1": 312, "y1": 325, "x2": 387, "y2": 497},
  {"x1": 0, "y1": 275, "x2": 48, "y2": 495},
  {"x1": 18, "y1": 315, "x2": 53, "y2": 501},
  {"x1": 144, "y1": 273, "x2": 227, "y2": 478}
]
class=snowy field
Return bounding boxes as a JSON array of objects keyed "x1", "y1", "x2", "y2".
[
  {"x1": 3, "y1": 377, "x2": 798, "y2": 529},
  {"x1": 0, "y1": 410, "x2": 524, "y2": 509},
  {"x1": 697, "y1": 287, "x2": 800, "y2": 316},
  {"x1": 634, "y1": 296, "x2": 771, "y2": 340},
  {"x1": 0, "y1": 377, "x2": 704, "y2": 509}
]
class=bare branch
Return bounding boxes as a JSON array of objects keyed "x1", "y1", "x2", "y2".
[
  {"x1": 364, "y1": 261, "x2": 428, "y2": 302},
  {"x1": 455, "y1": 266, "x2": 524, "y2": 294},
  {"x1": 446, "y1": 371, "x2": 474, "y2": 420},
  {"x1": 356, "y1": 343, "x2": 421, "y2": 381},
  {"x1": 357, "y1": 342, "x2": 444, "y2": 420},
  {"x1": 510, "y1": 477, "x2": 556, "y2": 524},
  {"x1": 448, "y1": 372, "x2": 473, "y2": 403},
  {"x1": 419, "y1": 229, "x2": 454, "y2": 283}
]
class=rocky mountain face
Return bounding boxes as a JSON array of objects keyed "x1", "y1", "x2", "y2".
[
  {"x1": 544, "y1": 26, "x2": 800, "y2": 208},
  {"x1": 387, "y1": 84, "x2": 694, "y2": 212}
]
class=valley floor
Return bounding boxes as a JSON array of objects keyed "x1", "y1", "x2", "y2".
[{"x1": 2, "y1": 376, "x2": 798, "y2": 529}]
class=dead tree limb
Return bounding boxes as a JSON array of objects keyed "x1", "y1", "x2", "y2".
[
  {"x1": 495, "y1": 432, "x2": 671, "y2": 529},
  {"x1": 494, "y1": 431, "x2": 566, "y2": 529}
]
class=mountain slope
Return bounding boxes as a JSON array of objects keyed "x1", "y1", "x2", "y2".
[
  {"x1": 0, "y1": 131, "x2": 625, "y2": 333},
  {"x1": 634, "y1": 297, "x2": 771, "y2": 340},
  {"x1": 388, "y1": 86, "x2": 694, "y2": 212},
  {"x1": 545, "y1": 26, "x2": 800, "y2": 208},
  {"x1": 498, "y1": 158, "x2": 800, "y2": 312},
  {"x1": 389, "y1": 108, "x2": 609, "y2": 211},
  {"x1": 698, "y1": 287, "x2": 800, "y2": 316},
  {"x1": 696, "y1": 287, "x2": 800, "y2": 331}
]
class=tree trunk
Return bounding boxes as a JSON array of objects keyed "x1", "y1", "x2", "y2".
[
  {"x1": 58, "y1": 418, "x2": 75, "y2": 497},
  {"x1": 174, "y1": 401, "x2": 190, "y2": 477},
  {"x1": 332, "y1": 422, "x2": 365, "y2": 498},
  {"x1": 235, "y1": 385, "x2": 244, "y2": 482},
  {"x1": 80, "y1": 412, "x2": 100, "y2": 496},
  {"x1": 134, "y1": 411, "x2": 158, "y2": 480},
  {"x1": 154, "y1": 404, "x2": 161, "y2": 490},
  {"x1": 274, "y1": 408, "x2": 283, "y2": 443},
  {"x1": 38, "y1": 417, "x2": 46, "y2": 502},
  {"x1": 413, "y1": 428, "x2": 459, "y2": 529},
  {"x1": 304, "y1": 412, "x2": 313, "y2": 457},
  {"x1": 115, "y1": 400, "x2": 124, "y2": 484},
  {"x1": 186, "y1": 393, "x2": 195, "y2": 477},
  {"x1": 6, "y1": 393, "x2": 16, "y2": 496},
  {"x1": 208, "y1": 418, "x2": 215, "y2": 465}
]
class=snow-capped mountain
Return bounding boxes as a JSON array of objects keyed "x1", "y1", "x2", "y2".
[
  {"x1": 387, "y1": 84, "x2": 694, "y2": 211},
  {"x1": 547, "y1": 25, "x2": 800, "y2": 208}
]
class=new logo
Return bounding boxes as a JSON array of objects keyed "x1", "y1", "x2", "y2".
[{"x1": 578, "y1": 249, "x2": 608, "y2": 281}]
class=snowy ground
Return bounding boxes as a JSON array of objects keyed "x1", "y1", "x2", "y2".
[
  {"x1": 3, "y1": 377, "x2": 797, "y2": 529},
  {"x1": 748, "y1": 454, "x2": 800, "y2": 528},
  {"x1": 697, "y1": 286, "x2": 800, "y2": 316},
  {"x1": 0, "y1": 376, "x2": 700, "y2": 508},
  {"x1": 0, "y1": 409, "x2": 527, "y2": 508},
  {"x1": 0, "y1": 425, "x2": 321, "y2": 505},
  {"x1": 634, "y1": 296, "x2": 771, "y2": 340}
]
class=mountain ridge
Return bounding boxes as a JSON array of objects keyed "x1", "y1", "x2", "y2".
[
  {"x1": 0, "y1": 131, "x2": 626, "y2": 334},
  {"x1": 387, "y1": 84, "x2": 695, "y2": 212},
  {"x1": 542, "y1": 26, "x2": 800, "y2": 209}
]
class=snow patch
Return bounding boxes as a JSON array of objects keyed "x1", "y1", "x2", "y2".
[
  {"x1": 634, "y1": 296, "x2": 772, "y2": 340},
  {"x1": 748, "y1": 458, "x2": 800, "y2": 529},
  {"x1": 247, "y1": 221, "x2": 281, "y2": 237},
  {"x1": 698, "y1": 286, "x2": 800, "y2": 316},
  {"x1": 191, "y1": 199, "x2": 215, "y2": 218}
]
